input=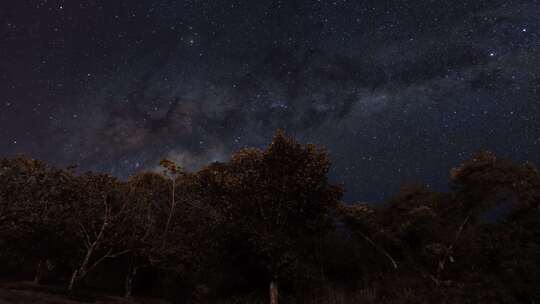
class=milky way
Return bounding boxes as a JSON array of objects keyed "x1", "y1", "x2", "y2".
[{"x1": 1, "y1": 0, "x2": 540, "y2": 201}]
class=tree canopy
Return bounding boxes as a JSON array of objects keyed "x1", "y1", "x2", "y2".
[{"x1": 0, "y1": 133, "x2": 539, "y2": 303}]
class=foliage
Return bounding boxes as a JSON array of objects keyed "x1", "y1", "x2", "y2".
[{"x1": 0, "y1": 134, "x2": 539, "y2": 303}]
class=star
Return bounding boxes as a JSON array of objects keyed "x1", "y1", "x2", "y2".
[{"x1": 0, "y1": 0, "x2": 539, "y2": 205}]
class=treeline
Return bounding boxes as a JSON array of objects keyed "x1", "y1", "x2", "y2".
[{"x1": 0, "y1": 130, "x2": 539, "y2": 303}]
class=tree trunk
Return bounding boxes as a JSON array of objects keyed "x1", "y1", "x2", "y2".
[
  {"x1": 163, "y1": 179, "x2": 176, "y2": 246},
  {"x1": 124, "y1": 267, "x2": 138, "y2": 298},
  {"x1": 33, "y1": 260, "x2": 44, "y2": 284},
  {"x1": 69, "y1": 235, "x2": 98, "y2": 290},
  {"x1": 68, "y1": 252, "x2": 94, "y2": 291},
  {"x1": 269, "y1": 280, "x2": 278, "y2": 304},
  {"x1": 68, "y1": 270, "x2": 78, "y2": 291}
]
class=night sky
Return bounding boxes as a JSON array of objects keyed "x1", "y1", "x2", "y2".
[{"x1": 1, "y1": 1, "x2": 539, "y2": 202}]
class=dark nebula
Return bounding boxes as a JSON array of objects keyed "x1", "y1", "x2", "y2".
[{"x1": 1, "y1": 0, "x2": 539, "y2": 201}]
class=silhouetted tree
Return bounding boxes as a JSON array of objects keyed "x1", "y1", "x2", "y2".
[
  {"x1": 66, "y1": 173, "x2": 130, "y2": 290},
  {"x1": 159, "y1": 159, "x2": 185, "y2": 246},
  {"x1": 121, "y1": 171, "x2": 169, "y2": 297},
  {"x1": 122, "y1": 169, "x2": 216, "y2": 299},
  {"x1": 213, "y1": 130, "x2": 343, "y2": 304},
  {"x1": 2, "y1": 143, "x2": 540, "y2": 303},
  {"x1": 449, "y1": 151, "x2": 540, "y2": 302},
  {"x1": 0, "y1": 157, "x2": 77, "y2": 283}
]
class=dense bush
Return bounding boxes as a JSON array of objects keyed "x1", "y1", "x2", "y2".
[{"x1": 0, "y1": 132, "x2": 539, "y2": 303}]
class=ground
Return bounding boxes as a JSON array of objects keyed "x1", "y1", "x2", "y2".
[{"x1": 0, "y1": 282, "x2": 168, "y2": 304}]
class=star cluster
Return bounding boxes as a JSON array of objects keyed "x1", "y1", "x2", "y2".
[{"x1": 1, "y1": 0, "x2": 539, "y2": 201}]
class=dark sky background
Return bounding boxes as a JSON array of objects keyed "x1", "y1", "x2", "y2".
[{"x1": 1, "y1": 0, "x2": 539, "y2": 202}]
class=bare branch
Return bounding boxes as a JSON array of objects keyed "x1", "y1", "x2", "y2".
[
  {"x1": 360, "y1": 232, "x2": 398, "y2": 271},
  {"x1": 78, "y1": 223, "x2": 92, "y2": 249}
]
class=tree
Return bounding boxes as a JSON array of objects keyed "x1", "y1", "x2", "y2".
[
  {"x1": 449, "y1": 152, "x2": 540, "y2": 301},
  {"x1": 120, "y1": 171, "x2": 170, "y2": 297},
  {"x1": 451, "y1": 151, "x2": 540, "y2": 214},
  {"x1": 211, "y1": 130, "x2": 343, "y2": 304},
  {"x1": 159, "y1": 159, "x2": 185, "y2": 246},
  {"x1": 338, "y1": 202, "x2": 399, "y2": 273},
  {"x1": 122, "y1": 169, "x2": 215, "y2": 299},
  {"x1": 0, "y1": 157, "x2": 77, "y2": 284},
  {"x1": 66, "y1": 172, "x2": 130, "y2": 290}
]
